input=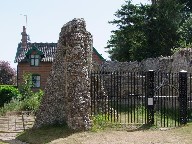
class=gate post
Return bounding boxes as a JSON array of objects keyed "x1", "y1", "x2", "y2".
[
  {"x1": 179, "y1": 70, "x2": 188, "y2": 125},
  {"x1": 147, "y1": 70, "x2": 154, "y2": 125}
]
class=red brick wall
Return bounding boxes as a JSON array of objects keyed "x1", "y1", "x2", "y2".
[
  {"x1": 92, "y1": 52, "x2": 103, "y2": 65},
  {"x1": 17, "y1": 62, "x2": 52, "y2": 90},
  {"x1": 17, "y1": 51, "x2": 103, "y2": 90}
]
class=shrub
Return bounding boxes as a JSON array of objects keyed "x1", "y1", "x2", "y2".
[
  {"x1": 20, "y1": 90, "x2": 43, "y2": 112},
  {"x1": 0, "y1": 85, "x2": 20, "y2": 107},
  {"x1": 17, "y1": 73, "x2": 44, "y2": 112},
  {"x1": 0, "y1": 99, "x2": 21, "y2": 115},
  {"x1": 18, "y1": 73, "x2": 33, "y2": 100},
  {"x1": 91, "y1": 114, "x2": 110, "y2": 131},
  {"x1": 0, "y1": 90, "x2": 43, "y2": 116},
  {"x1": 0, "y1": 73, "x2": 44, "y2": 115}
]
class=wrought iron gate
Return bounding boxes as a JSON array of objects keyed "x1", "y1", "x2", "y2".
[{"x1": 90, "y1": 70, "x2": 189, "y2": 127}]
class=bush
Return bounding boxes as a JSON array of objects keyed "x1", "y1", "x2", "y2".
[
  {"x1": 20, "y1": 90, "x2": 43, "y2": 112},
  {"x1": 0, "y1": 85, "x2": 20, "y2": 107},
  {"x1": 0, "y1": 90, "x2": 43, "y2": 116},
  {"x1": 0, "y1": 73, "x2": 44, "y2": 115},
  {"x1": 91, "y1": 114, "x2": 110, "y2": 131},
  {"x1": 0, "y1": 99, "x2": 21, "y2": 115},
  {"x1": 18, "y1": 73, "x2": 33, "y2": 100}
]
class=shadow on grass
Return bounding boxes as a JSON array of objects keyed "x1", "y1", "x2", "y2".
[
  {"x1": 15, "y1": 123, "x2": 77, "y2": 144},
  {"x1": 126, "y1": 124, "x2": 155, "y2": 132}
]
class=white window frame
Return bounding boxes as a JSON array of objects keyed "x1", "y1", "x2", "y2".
[{"x1": 30, "y1": 55, "x2": 40, "y2": 66}]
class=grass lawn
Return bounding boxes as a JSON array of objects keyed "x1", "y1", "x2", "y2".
[
  {"x1": 16, "y1": 122, "x2": 192, "y2": 144},
  {"x1": 17, "y1": 124, "x2": 76, "y2": 144}
]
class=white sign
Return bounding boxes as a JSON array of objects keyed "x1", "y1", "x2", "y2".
[{"x1": 148, "y1": 98, "x2": 153, "y2": 105}]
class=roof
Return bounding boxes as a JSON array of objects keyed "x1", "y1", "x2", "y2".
[
  {"x1": 14, "y1": 43, "x2": 57, "y2": 63},
  {"x1": 25, "y1": 45, "x2": 44, "y2": 56},
  {"x1": 14, "y1": 42, "x2": 105, "y2": 63},
  {"x1": 93, "y1": 47, "x2": 105, "y2": 61}
]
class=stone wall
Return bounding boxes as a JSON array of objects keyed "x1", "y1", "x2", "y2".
[
  {"x1": 91, "y1": 48, "x2": 192, "y2": 112},
  {"x1": 33, "y1": 18, "x2": 93, "y2": 130},
  {"x1": 100, "y1": 48, "x2": 192, "y2": 73}
]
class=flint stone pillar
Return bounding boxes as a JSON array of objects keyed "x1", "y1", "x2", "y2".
[{"x1": 33, "y1": 18, "x2": 93, "y2": 130}]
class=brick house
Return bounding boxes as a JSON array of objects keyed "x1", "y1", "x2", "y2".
[{"x1": 14, "y1": 26, "x2": 105, "y2": 90}]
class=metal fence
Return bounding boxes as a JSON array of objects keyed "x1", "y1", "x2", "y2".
[{"x1": 90, "y1": 70, "x2": 192, "y2": 127}]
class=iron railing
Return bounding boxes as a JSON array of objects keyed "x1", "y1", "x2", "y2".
[{"x1": 90, "y1": 70, "x2": 192, "y2": 127}]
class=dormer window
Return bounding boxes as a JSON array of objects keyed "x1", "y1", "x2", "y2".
[
  {"x1": 30, "y1": 54, "x2": 40, "y2": 66},
  {"x1": 25, "y1": 46, "x2": 44, "y2": 66}
]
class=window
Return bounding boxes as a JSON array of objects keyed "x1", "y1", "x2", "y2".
[
  {"x1": 32, "y1": 75, "x2": 40, "y2": 88},
  {"x1": 30, "y1": 55, "x2": 40, "y2": 66}
]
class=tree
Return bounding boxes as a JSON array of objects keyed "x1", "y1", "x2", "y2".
[
  {"x1": 0, "y1": 61, "x2": 16, "y2": 85},
  {"x1": 106, "y1": 0, "x2": 186, "y2": 61},
  {"x1": 178, "y1": 0, "x2": 192, "y2": 15},
  {"x1": 151, "y1": 0, "x2": 192, "y2": 13},
  {"x1": 145, "y1": 0, "x2": 183, "y2": 57},
  {"x1": 107, "y1": 1, "x2": 150, "y2": 61},
  {"x1": 152, "y1": 0, "x2": 192, "y2": 47},
  {"x1": 178, "y1": 14, "x2": 192, "y2": 46}
]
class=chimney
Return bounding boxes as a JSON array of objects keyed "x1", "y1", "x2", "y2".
[{"x1": 21, "y1": 26, "x2": 28, "y2": 48}]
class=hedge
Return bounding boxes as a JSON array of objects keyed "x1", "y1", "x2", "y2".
[{"x1": 0, "y1": 85, "x2": 20, "y2": 107}]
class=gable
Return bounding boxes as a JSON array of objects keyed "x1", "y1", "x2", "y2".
[{"x1": 25, "y1": 46, "x2": 44, "y2": 57}]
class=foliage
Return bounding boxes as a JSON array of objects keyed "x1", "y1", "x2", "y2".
[
  {"x1": 145, "y1": 0, "x2": 183, "y2": 58},
  {"x1": 18, "y1": 73, "x2": 33, "y2": 100},
  {"x1": 178, "y1": 0, "x2": 192, "y2": 16},
  {"x1": 178, "y1": 13, "x2": 192, "y2": 46},
  {"x1": 0, "y1": 61, "x2": 16, "y2": 85},
  {"x1": 107, "y1": 1, "x2": 150, "y2": 61},
  {"x1": 91, "y1": 114, "x2": 110, "y2": 131},
  {"x1": 17, "y1": 73, "x2": 43, "y2": 112},
  {"x1": 107, "y1": 0, "x2": 192, "y2": 62},
  {"x1": 0, "y1": 73, "x2": 44, "y2": 115},
  {"x1": 0, "y1": 89, "x2": 43, "y2": 115},
  {"x1": 0, "y1": 85, "x2": 20, "y2": 107},
  {"x1": 0, "y1": 99, "x2": 21, "y2": 115},
  {"x1": 20, "y1": 89, "x2": 43, "y2": 112}
]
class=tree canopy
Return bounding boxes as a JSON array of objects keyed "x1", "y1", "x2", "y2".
[
  {"x1": 0, "y1": 61, "x2": 16, "y2": 85},
  {"x1": 106, "y1": 0, "x2": 192, "y2": 62}
]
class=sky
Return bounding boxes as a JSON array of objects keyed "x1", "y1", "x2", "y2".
[{"x1": 0, "y1": 0, "x2": 150, "y2": 69}]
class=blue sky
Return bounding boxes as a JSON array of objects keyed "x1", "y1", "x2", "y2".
[{"x1": 0, "y1": 0, "x2": 149, "y2": 69}]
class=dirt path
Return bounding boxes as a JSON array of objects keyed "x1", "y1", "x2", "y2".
[
  {"x1": 50, "y1": 128, "x2": 192, "y2": 144},
  {"x1": 1, "y1": 127, "x2": 192, "y2": 144},
  {"x1": 1, "y1": 114, "x2": 191, "y2": 144}
]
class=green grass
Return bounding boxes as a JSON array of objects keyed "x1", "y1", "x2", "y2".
[
  {"x1": 16, "y1": 121, "x2": 192, "y2": 144},
  {"x1": 91, "y1": 106, "x2": 180, "y2": 129},
  {"x1": 17, "y1": 124, "x2": 76, "y2": 144},
  {"x1": 0, "y1": 142, "x2": 8, "y2": 144},
  {"x1": 91, "y1": 114, "x2": 110, "y2": 131}
]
